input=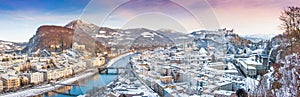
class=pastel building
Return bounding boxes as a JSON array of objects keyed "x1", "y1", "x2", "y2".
[
  {"x1": 1, "y1": 75, "x2": 20, "y2": 91},
  {"x1": 26, "y1": 72, "x2": 44, "y2": 84}
]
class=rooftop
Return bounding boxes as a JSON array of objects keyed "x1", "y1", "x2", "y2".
[
  {"x1": 243, "y1": 59, "x2": 262, "y2": 66},
  {"x1": 213, "y1": 90, "x2": 235, "y2": 96}
]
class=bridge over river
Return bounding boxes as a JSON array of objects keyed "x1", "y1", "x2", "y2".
[{"x1": 42, "y1": 53, "x2": 136, "y2": 97}]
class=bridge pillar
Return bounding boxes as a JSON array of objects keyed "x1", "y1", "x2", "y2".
[
  {"x1": 116, "y1": 68, "x2": 119, "y2": 74},
  {"x1": 105, "y1": 68, "x2": 108, "y2": 74}
]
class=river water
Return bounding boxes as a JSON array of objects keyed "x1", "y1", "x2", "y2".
[{"x1": 41, "y1": 54, "x2": 136, "y2": 97}]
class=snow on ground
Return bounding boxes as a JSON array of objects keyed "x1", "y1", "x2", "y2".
[
  {"x1": 99, "y1": 31, "x2": 106, "y2": 34},
  {"x1": 96, "y1": 34, "x2": 112, "y2": 38},
  {"x1": 244, "y1": 77, "x2": 259, "y2": 92},
  {"x1": 1, "y1": 72, "x2": 95, "y2": 97},
  {"x1": 152, "y1": 32, "x2": 163, "y2": 38},
  {"x1": 175, "y1": 36, "x2": 189, "y2": 39},
  {"x1": 5, "y1": 45, "x2": 11, "y2": 49},
  {"x1": 77, "y1": 94, "x2": 86, "y2": 97},
  {"x1": 141, "y1": 32, "x2": 154, "y2": 37},
  {"x1": 125, "y1": 37, "x2": 135, "y2": 40},
  {"x1": 0, "y1": 42, "x2": 13, "y2": 45},
  {"x1": 108, "y1": 42, "x2": 116, "y2": 45}
]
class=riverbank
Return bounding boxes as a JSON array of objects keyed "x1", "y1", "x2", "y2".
[
  {"x1": 1, "y1": 52, "x2": 134, "y2": 97},
  {"x1": 1, "y1": 71, "x2": 95, "y2": 97}
]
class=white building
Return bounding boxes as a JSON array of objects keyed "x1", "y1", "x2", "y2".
[
  {"x1": 237, "y1": 59, "x2": 257, "y2": 78},
  {"x1": 26, "y1": 72, "x2": 44, "y2": 84},
  {"x1": 185, "y1": 47, "x2": 209, "y2": 67}
]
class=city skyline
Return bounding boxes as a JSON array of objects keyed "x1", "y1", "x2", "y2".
[{"x1": 0, "y1": 0, "x2": 300, "y2": 42}]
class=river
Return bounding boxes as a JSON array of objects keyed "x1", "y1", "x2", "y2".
[{"x1": 41, "y1": 53, "x2": 136, "y2": 97}]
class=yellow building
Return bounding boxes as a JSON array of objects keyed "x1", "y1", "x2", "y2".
[
  {"x1": 63, "y1": 67, "x2": 73, "y2": 77},
  {"x1": 44, "y1": 70, "x2": 56, "y2": 81},
  {"x1": 54, "y1": 69, "x2": 65, "y2": 79},
  {"x1": 72, "y1": 42, "x2": 86, "y2": 51},
  {"x1": 160, "y1": 76, "x2": 173, "y2": 84},
  {"x1": 92, "y1": 57, "x2": 106, "y2": 67},
  {"x1": 1, "y1": 75, "x2": 20, "y2": 91}
]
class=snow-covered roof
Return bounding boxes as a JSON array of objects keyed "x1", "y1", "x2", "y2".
[
  {"x1": 215, "y1": 81, "x2": 232, "y2": 86},
  {"x1": 209, "y1": 62, "x2": 225, "y2": 66},
  {"x1": 245, "y1": 77, "x2": 259, "y2": 91},
  {"x1": 243, "y1": 59, "x2": 262, "y2": 66},
  {"x1": 238, "y1": 60, "x2": 256, "y2": 69},
  {"x1": 1, "y1": 74, "x2": 18, "y2": 80},
  {"x1": 164, "y1": 88, "x2": 174, "y2": 94},
  {"x1": 213, "y1": 90, "x2": 235, "y2": 96},
  {"x1": 225, "y1": 69, "x2": 238, "y2": 73},
  {"x1": 227, "y1": 63, "x2": 236, "y2": 70},
  {"x1": 199, "y1": 48, "x2": 208, "y2": 54},
  {"x1": 252, "y1": 49, "x2": 264, "y2": 54}
]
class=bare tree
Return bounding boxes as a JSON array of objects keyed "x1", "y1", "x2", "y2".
[{"x1": 280, "y1": 6, "x2": 300, "y2": 53}]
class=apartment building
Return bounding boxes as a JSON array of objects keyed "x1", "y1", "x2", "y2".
[
  {"x1": 1, "y1": 75, "x2": 20, "y2": 91},
  {"x1": 26, "y1": 72, "x2": 44, "y2": 84}
]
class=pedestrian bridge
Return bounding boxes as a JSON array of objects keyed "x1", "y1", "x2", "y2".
[{"x1": 98, "y1": 66, "x2": 127, "y2": 75}]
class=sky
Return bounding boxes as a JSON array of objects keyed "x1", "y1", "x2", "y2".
[{"x1": 0, "y1": 0, "x2": 300, "y2": 42}]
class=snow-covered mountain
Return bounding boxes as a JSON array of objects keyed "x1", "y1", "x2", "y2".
[
  {"x1": 24, "y1": 25, "x2": 75, "y2": 54},
  {"x1": 24, "y1": 19, "x2": 190, "y2": 54},
  {"x1": 131, "y1": 31, "x2": 173, "y2": 47},
  {"x1": 65, "y1": 19, "x2": 104, "y2": 35},
  {"x1": 64, "y1": 20, "x2": 187, "y2": 49},
  {"x1": 156, "y1": 28, "x2": 192, "y2": 44},
  {"x1": 0, "y1": 40, "x2": 26, "y2": 52}
]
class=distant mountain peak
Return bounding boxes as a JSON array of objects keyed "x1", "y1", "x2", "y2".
[
  {"x1": 0, "y1": 40, "x2": 26, "y2": 52},
  {"x1": 65, "y1": 19, "x2": 92, "y2": 29},
  {"x1": 241, "y1": 34, "x2": 277, "y2": 42},
  {"x1": 67, "y1": 19, "x2": 89, "y2": 24},
  {"x1": 157, "y1": 28, "x2": 179, "y2": 33}
]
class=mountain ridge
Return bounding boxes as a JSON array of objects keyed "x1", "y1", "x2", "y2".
[
  {"x1": 17, "y1": 19, "x2": 281, "y2": 55},
  {"x1": 23, "y1": 19, "x2": 185, "y2": 55}
]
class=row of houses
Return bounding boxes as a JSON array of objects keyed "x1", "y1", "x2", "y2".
[
  {"x1": 0, "y1": 58, "x2": 90, "y2": 92},
  {"x1": 0, "y1": 66, "x2": 75, "y2": 92}
]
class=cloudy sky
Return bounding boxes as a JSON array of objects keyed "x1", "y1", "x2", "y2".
[{"x1": 0, "y1": 0, "x2": 300, "y2": 42}]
